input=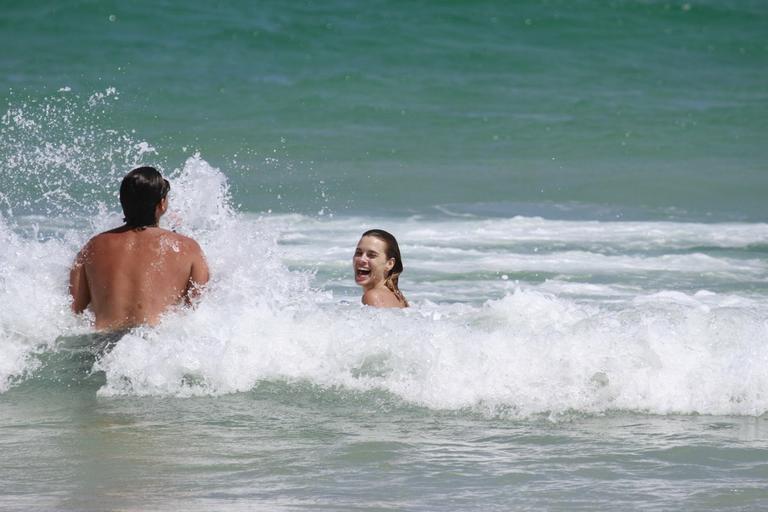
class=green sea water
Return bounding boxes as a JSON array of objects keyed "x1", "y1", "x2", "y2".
[
  {"x1": 2, "y1": 1, "x2": 768, "y2": 511},
  {"x1": 2, "y1": 0, "x2": 766, "y2": 218}
]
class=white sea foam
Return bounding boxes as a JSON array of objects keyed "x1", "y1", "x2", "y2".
[
  {"x1": 0, "y1": 214, "x2": 87, "y2": 391},
  {"x1": 270, "y1": 214, "x2": 768, "y2": 252},
  {"x1": 91, "y1": 282, "x2": 768, "y2": 417},
  {"x1": 1, "y1": 156, "x2": 767, "y2": 417}
]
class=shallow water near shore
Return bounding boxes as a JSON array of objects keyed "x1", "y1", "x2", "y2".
[
  {"x1": 3, "y1": 383, "x2": 768, "y2": 511},
  {"x1": 2, "y1": 0, "x2": 768, "y2": 510}
]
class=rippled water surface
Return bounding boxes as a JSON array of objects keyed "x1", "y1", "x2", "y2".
[{"x1": 2, "y1": 0, "x2": 767, "y2": 509}]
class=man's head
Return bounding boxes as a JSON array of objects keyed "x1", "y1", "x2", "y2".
[{"x1": 119, "y1": 166, "x2": 170, "y2": 228}]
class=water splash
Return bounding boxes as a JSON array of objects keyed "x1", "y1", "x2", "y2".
[
  {"x1": 0, "y1": 87, "x2": 156, "y2": 217},
  {"x1": 1, "y1": 93, "x2": 767, "y2": 418}
]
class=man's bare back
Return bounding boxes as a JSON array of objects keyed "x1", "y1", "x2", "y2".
[
  {"x1": 70, "y1": 226, "x2": 209, "y2": 331},
  {"x1": 69, "y1": 166, "x2": 209, "y2": 331}
]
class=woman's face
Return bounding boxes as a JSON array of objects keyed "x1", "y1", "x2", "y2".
[{"x1": 353, "y1": 236, "x2": 394, "y2": 289}]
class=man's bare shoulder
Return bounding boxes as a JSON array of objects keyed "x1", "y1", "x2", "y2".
[
  {"x1": 82, "y1": 226, "x2": 134, "y2": 250},
  {"x1": 83, "y1": 227, "x2": 203, "y2": 258},
  {"x1": 161, "y1": 230, "x2": 204, "y2": 253},
  {"x1": 80, "y1": 230, "x2": 117, "y2": 252},
  {"x1": 88, "y1": 225, "x2": 135, "y2": 242}
]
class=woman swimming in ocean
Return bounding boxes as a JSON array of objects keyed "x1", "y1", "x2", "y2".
[{"x1": 353, "y1": 229, "x2": 409, "y2": 308}]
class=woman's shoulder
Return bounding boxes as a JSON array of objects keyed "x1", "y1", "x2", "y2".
[{"x1": 362, "y1": 288, "x2": 405, "y2": 308}]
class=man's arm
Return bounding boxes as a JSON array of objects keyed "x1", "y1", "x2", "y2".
[
  {"x1": 69, "y1": 248, "x2": 91, "y2": 314},
  {"x1": 185, "y1": 240, "x2": 210, "y2": 304}
]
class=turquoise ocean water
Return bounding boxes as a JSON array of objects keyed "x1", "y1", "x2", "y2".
[{"x1": 1, "y1": 1, "x2": 768, "y2": 510}]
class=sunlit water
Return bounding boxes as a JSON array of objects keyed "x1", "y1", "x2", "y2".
[{"x1": 2, "y1": 1, "x2": 768, "y2": 509}]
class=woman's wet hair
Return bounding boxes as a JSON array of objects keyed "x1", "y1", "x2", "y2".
[
  {"x1": 119, "y1": 166, "x2": 170, "y2": 228},
  {"x1": 362, "y1": 229, "x2": 409, "y2": 307}
]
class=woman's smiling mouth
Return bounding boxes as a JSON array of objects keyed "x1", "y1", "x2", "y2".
[{"x1": 355, "y1": 267, "x2": 371, "y2": 282}]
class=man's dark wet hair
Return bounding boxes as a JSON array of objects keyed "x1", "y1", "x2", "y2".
[{"x1": 119, "y1": 166, "x2": 170, "y2": 228}]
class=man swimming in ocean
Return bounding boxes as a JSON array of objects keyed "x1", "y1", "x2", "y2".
[{"x1": 69, "y1": 166, "x2": 209, "y2": 331}]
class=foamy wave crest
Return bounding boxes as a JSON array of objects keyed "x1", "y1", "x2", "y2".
[
  {"x1": 0, "y1": 213, "x2": 87, "y2": 391},
  {"x1": 93, "y1": 283, "x2": 768, "y2": 417},
  {"x1": 165, "y1": 154, "x2": 236, "y2": 233}
]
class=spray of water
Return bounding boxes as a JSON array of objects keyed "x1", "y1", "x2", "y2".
[{"x1": 1, "y1": 91, "x2": 767, "y2": 418}]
